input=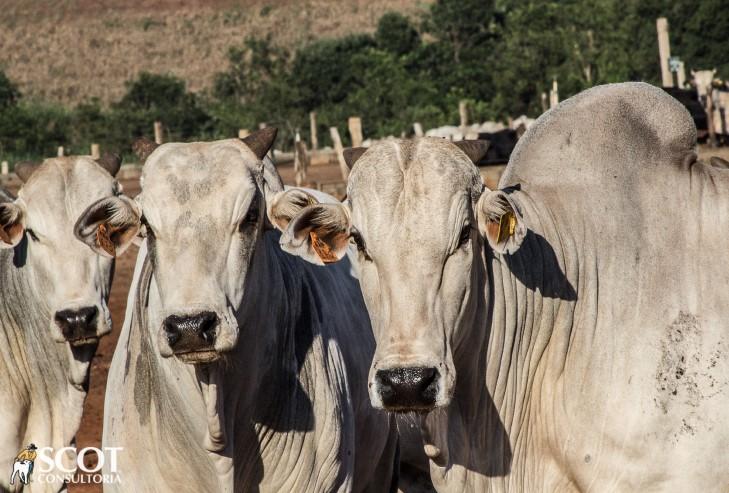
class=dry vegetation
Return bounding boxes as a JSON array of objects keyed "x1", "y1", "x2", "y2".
[{"x1": 0, "y1": 0, "x2": 428, "y2": 105}]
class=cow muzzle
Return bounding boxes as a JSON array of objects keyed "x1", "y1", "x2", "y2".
[
  {"x1": 54, "y1": 306, "x2": 102, "y2": 346},
  {"x1": 373, "y1": 366, "x2": 441, "y2": 412},
  {"x1": 163, "y1": 311, "x2": 220, "y2": 363}
]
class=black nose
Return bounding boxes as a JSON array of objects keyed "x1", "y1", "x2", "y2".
[
  {"x1": 54, "y1": 306, "x2": 99, "y2": 342},
  {"x1": 163, "y1": 311, "x2": 218, "y2": 352},
  {"x1": 375, "y1": 367, "x2": 439, "y2": 411}
]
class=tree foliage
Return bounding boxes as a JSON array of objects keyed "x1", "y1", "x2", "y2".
[{"x1": 1, "y1": 0, "x2": 728, "y2": 160}]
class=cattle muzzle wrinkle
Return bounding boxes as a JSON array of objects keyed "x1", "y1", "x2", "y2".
[
  {"x1": 163, "y1": 311, "x2": 220, "y2": 364},
  {"x1": 54, "y1": 306, "x2": 101, "y2": 346},
  {"x1": 375, "y1": 367, "x2": 439, "y2": 413}
]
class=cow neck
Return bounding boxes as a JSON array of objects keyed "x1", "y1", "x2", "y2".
[{"x1": 429, "y1": 190, "x2": 579, "y2": 481}]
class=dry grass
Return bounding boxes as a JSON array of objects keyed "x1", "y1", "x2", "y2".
[{"x1": 0, "y1": 0, "x2": 428, "y2": 105}]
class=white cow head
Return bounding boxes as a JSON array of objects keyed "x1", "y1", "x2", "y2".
[
  {"x1": 0, "y1": 155, "x2": 139, "y2": 346},
  {"x1": 273, "y1": 138, "x2": 526, "y2": 412},
  {"x1": 131, "y1": 129, "x2": 284, "y2": 364}
]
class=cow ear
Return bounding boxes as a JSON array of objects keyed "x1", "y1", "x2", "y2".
[
  {"x1": 476, "y1": 189, "x2": 526, "y2": 254},
  {"x1": 280, "y1": 203, "x2": 351, "y2": 265},
  {"x1": 74, "y1": 196, "x2": 141, "y2": 258},
  {"x1": 241, "y1": 127, "x2": 278, "y2": 161},
  {"x1": 0, "y1": 201, "x2": 25, "y2": 248},
  {"x1": 454, "y1": 140, "x2": 490, "y2": 164},
  {"x1": 267, "y1": 188, "x2": 320, "y2": 231}
]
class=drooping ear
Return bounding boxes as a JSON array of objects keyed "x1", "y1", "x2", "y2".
[
  {"x1": 280, "y1": 203, "x2": 351, "y2": 265},
  {"x1": 14, "y1": 161, "x2": 41, "y2": 183},
  {"x1": 95, "y1": 152, "x2": 123, "y2": 177},
  {"x1": 267, "y1": 188, "x2": 319, "y2": 231},
  {"x1": 453, "y1": 140, "x2": 490, "y2": 164},
  {"x1": 74, "y1": 195, "x2": 141, "y2": 258},
  {"x1": 710, "y1": 156, "x2": 729, "y2": 169},
  {"x1": 343, "y1": 147, "x2": 367, "y2": 169},
  {"x1": 241, "y1": 127, "x2": 278, "y2": 161},
  {"x1": 0, "y1": 201, "x2": 25, "y2": 248},
  {"x1": 476, "y1": 189, "x2": 526, "y2": 254},
  {"x1": 132, "y1": 137, "x2": 159, "y2": 162}
]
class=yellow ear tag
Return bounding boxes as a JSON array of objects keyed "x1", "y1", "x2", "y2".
[{"x1": 496, "y1": 211, "x2": 516, "y2": 244}]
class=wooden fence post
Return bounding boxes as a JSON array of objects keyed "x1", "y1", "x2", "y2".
[
  {"x1": 413, "y1": 122, "x2": 424, "y2": 137},
  {"x1": 459, "y1": 101, "x2": 469, "y2": 136},
  {"x1": 91, "y1": 143, "x2": 100, "y2": 159},
  {"x1": 294, "y1": 137, "x2": 310, "y2": 187},
  {"x1": 57, "y1": 146, "x2": 64, "y2": 157},
  {"x1": 348, "y1": 117, "x2": 363, "y2": 147},
  {"x1": 1, "y1": 161, "x2": 8, "y2": 175},
  {"x1": 309, "y1": 112, "x2": 318, "y2": 150},
  {"x1": 154, "y1": 121, "x2": 164, "y2": 144},
  {"x1": 541, "y1": 92, "x2": 548, "y2": 113},
  {"x1": 656, "y1": 18, "x2": 673, "y2": 87},
  {"x1": 549, "y1": 80, "x2": 559, "y2": 109},
  {"x1": 330, "y1": 127, "x2": 349, "y2": 181}
]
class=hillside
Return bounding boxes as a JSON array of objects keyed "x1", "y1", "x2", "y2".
[{"x1": 0, "y1": 0, "x2": 427, "y2": 106}]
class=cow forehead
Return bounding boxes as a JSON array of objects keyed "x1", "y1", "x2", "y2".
[
  {"x1": 348, "y1": 138, "x2": 482, "y2": 230},
  {"x1": 140, "y1": 140, "x2": 259, "y2": 226},
  {"x1": 19, "y1": 157, "x2": 117, "y2": 222}
]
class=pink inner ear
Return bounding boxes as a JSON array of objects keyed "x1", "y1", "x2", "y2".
[{"x1": 0, "y1": 222, "x2": 23, "y2": 245}]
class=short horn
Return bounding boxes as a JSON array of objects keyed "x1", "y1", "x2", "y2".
[
  {"x1": 453, "y1": 140, "x2": 490, "y2": 164},
  {"x1": 14, "y1": 161, "x2": 41, "y2": 183},
  {"x1": 343, "y1": 147, "x2": 367, "y2": 169},
  {"x1": 95, "y1": 152, "x2": 123, "y2": 177},
  {"x1": 241, "y1": 127, "x2": 278, "y2": 161}
]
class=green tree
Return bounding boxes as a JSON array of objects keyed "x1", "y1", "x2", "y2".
[{"x1": 376, "y1": 12, "x2": 421, "y2": 56}]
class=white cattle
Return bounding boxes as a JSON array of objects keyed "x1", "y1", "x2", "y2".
[
  {"x1": 0, "y1": 156, "x2": 139, "y2": 492},
  {"x1": 102, "y1": 129, "x2": 398, "y2": 492},
  {"x1": 276, "y1": 82, "x2": 729, "y2": 491}
]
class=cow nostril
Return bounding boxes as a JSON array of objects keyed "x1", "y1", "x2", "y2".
[
  {"x1": 163, "y1": 311, "x2": 218, "y2": 349},
  {"x1": 197, "y1": 312, "x2": 218, "y2": 344},
  {"x1": 54, "y1": 306, "x2": 99, "y2": 339},
  {"x1": 375, "y1": 366, "x2": 440, "y2": 410}
]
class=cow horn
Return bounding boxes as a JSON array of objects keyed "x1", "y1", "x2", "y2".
[
  {"x1": 453, "y1": 140, "x2": 490, "y2": 164},
  {"x1": 343, "y1": 147, "x2": 367, "y2": 169},
  {"x1": 132, "y1": 137, "x2": 159, "y2": 162},
  {"x1": 241, "y1": 127, "x2": 278, "y2": 161},
  {"x1": 95, "y1": 152, "x2": 123, "y2": 177},
  {"x1": 14, "y1": 161, "x2": 41, "y2": 183}
]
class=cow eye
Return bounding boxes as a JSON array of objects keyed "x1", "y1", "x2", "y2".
[
  {"x1": 457, "y1": 224, "x2": 472, "y2": 248},
  {"x1": 350, "y1": 230, "x2": 372, "y2": 261}
]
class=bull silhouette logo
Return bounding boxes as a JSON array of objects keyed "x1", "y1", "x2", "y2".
[{"x1": 10, "y1": 443, "x2": 37, "y2": 485}]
